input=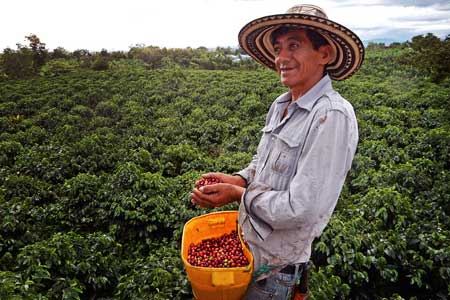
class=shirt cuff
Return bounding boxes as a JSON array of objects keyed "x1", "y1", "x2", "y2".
[
  {"x1": 234, "y1": 169, "x2": 253, "y2": 186},
  {"x1": 231, "y1": 173, "x2": 248, "y2": 187}
]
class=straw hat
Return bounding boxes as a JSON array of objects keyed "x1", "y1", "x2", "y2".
[{"x1": 238, "y1": 4, "x2": 365, "y2": 80}]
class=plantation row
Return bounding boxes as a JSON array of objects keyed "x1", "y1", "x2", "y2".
[{"x1": 0, "y1": 46, "x2": 449, "y2": 299}]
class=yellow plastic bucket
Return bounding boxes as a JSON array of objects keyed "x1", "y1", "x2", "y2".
[{"x1": 181, "y1": 211, "x2": 253, "y2": 300}]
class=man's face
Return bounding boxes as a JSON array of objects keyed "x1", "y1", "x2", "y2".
[{"x1": 273, "y1": 29, "x2": 330, "y2": 93}]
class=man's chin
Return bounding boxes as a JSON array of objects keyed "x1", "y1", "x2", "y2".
[
  {"x1": 280, "y1": 81, "x2": 290, "y2": 87},
  {"x1": 280, "y1": 77, "x2": 294, "y2": 87}
]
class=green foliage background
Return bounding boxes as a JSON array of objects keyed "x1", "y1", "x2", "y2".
[{"x1": 0, "y1": 41, "x2": 449, "y2": 300}]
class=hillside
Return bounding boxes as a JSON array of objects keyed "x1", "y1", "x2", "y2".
[{"x1": 0, "y1": 46, "x2": 449, "y2": 300}]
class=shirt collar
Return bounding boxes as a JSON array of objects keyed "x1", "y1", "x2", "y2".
[
  {"x1": 276, "y1": 92, "x2": 292, "y2": 104},
  {"x1": 276, "y1": 75, "x2": 333, "y2": 111}
]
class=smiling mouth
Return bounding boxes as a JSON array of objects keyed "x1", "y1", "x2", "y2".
[{"x1": 280, "y1": 66, "x2": 296, "y2": 73}]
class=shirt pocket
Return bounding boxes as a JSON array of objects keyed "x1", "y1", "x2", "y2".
[{"x1": 270, "y1": 133, "x2": 302, "y2": 177}]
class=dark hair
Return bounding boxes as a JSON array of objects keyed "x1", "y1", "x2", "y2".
[{"x1": 270, "y1": 26, "x2": 329, "y2": 50}]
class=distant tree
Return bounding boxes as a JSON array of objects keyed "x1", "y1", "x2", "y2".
[
  {"x1": 409, "y1": 33, "x2": 441, "y2": 53},
  {"x1": 72, "y1": 49, "x2": 91, "y2": 59},
  {"x1": 406, "y1": 33, "x2": 450, "y2": 82},
  {"x1": 0, "y1": 34, "x2": 49, "y2": 79},
  {"x1": 367, "y1": 42, "x2": 386, "y2": 50},
  {"x1": 0, "y1": 47, "x2": 34, "y2": 79},
  {"x1": 110, "y1": 51, "x2": 127, "y2": 60},
  {"x1": 51, "y1": 47, "x2": 71, "y2": 59},
  {"x1": 24, "y1": 34, "x2": 48, "y2": 70},
  {"x1": 91, "y1": 58, "x2": 109, "y2": 70},
  {"x1": 128, "y1": 45, "x2": 164, "y2": 69},
  {"x1": 85, "y1": 49, "x2": 111, "y2": 71},
  {"x1": 71, "y1": 49, "x2": 93, "y2": 69},
  {"x1": 215, "y1": 46, "x2": 235, "y2": 55},
  {"x1": 99, "y1": 48, "x2": 109, "y2": 57},
  {"x1": 389, "y1": 41, "x2": 408, "y2": 49}
]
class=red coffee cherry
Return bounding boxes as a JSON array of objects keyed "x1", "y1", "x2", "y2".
[
  {"x1": 187, "y1": 230, "x2": 249, "y2": 268},
  {"x1": 195, "y1": 177, "x2": 222, "y2": 189}
]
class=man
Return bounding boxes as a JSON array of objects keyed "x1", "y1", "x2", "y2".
[{"x1": 191, "y1": 4, "x2": 364, "y2": 300}]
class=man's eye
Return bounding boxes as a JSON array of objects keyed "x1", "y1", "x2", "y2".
[
  {"x1": 289, "y1": 43, "x2": 300, "y2": 50},
  {"x1": 274, "y1": 46, "x2": 281, "y2": 54}
]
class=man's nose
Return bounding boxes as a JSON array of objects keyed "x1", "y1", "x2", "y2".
[{"x1": 276, "y1": 47, "x2": 291, "y2": 63}]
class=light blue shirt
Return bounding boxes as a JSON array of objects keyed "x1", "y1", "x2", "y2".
[{"x1": 237, "y1": 75, "x2": 359, "y2": 273}]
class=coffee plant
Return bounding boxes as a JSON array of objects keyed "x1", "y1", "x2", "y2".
[{"x1": 0, "y1": 42, "x2": 449, "y2": 300}]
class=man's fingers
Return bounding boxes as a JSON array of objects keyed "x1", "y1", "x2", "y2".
[
  {"x1": 201, "y1": 172, "x2": 216, "y2": 178},
  {"x1": 202, "y1": 172, "x2": 226, "y2": 181},
  {"x1": 191, "y1": 188, "x2": 212, "y2": 202},
  {"x1": 191, "y1": 192, "x2": 214, "y2": 208}
]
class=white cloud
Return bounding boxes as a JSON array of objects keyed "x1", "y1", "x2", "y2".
[{"x1": 1, "y1": 0, "x2": 449, "y2": 51}]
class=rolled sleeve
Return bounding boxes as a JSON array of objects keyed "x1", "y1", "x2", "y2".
[{"x1": 245, "y1": 109, "x2": 357, "y2": 231}]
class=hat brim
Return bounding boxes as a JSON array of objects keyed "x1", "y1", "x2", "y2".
[{"x1": 238, "y1": 13, "x2": 365, "y2": 80}]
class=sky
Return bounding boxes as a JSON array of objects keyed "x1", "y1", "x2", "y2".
[{"x1": 1, "y1": 0, "x2": 450, "y2": 52}]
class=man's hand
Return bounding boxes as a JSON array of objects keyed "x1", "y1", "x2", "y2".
[{"x1": 190, "y1": 182, "x2": 245, "y2": 208}]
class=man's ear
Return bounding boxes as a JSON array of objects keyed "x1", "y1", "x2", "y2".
[{"x1": 318, "y1": 44, "x2": 334, "y2": 66}]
